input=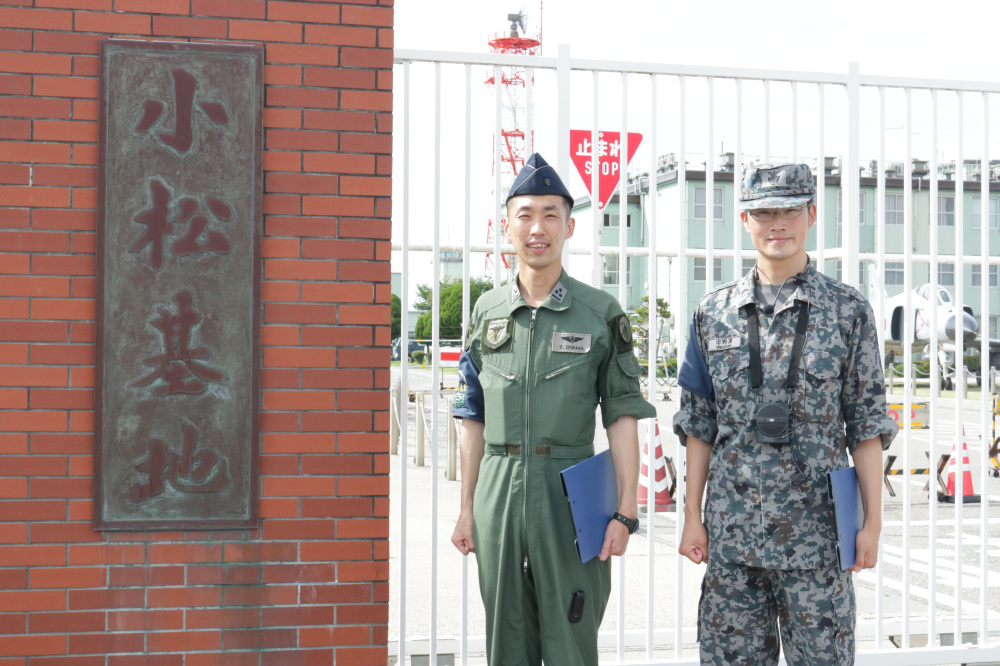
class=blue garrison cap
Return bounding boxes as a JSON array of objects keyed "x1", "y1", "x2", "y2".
[{"x1": 506, "y1": 153, "x2": 575, "y2": 210}]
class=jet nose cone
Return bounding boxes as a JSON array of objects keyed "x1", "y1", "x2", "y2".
[{"x1": 945, "y1": 312, "x2": 979, "y2": 344}]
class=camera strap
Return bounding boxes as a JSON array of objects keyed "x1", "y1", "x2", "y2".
[{"x1": 742, "y1": 300, "x2": 810, "y2": 390}]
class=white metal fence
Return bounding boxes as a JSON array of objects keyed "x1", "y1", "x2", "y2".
[{"x1": 390, "y1": 46, "x2": 1000, "y2": 664}]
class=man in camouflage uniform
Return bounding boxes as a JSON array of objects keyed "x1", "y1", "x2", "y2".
[
  {"x1": 451, "y1": 153, "x2": 656, "y2": 665},
  {"x1": 674, "y1": 163, "x2": 897, "y2": 664}
]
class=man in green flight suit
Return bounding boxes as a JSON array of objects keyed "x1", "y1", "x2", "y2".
[{"x1": 451, "y1": 152, "x2": 657, "y2": 665}]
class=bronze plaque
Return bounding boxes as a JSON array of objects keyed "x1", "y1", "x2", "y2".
[{"x1": 95, "y1": 40, "x2": 263, "y2": 530}]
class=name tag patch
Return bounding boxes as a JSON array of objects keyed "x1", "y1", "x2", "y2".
[
  {"x1": 552, "y1": 332, "x2": 591, "y2": 353},
  {"x1": 708, "y1": 335, "x2": 741, "y2": 352}
]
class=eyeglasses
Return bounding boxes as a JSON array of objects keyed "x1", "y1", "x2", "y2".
[{"x1": 747, "y1": 206, "x2": 809, "y2": 222}]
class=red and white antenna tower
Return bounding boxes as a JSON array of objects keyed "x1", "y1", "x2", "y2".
[{"x1": 485, "y1": 8, "x2": 541, "y2": 273}]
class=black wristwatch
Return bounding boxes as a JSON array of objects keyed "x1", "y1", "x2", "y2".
[{"x1": 612, "y1": 511, "x2": 639, "y2": 534}]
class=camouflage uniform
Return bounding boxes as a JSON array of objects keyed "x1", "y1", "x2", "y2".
[
  {"x1": 453, "y1": 270, "x2": 656, "y2": 665},
  {"x1": 674, "y1": 258, "x2": 897, "y2": 664}
]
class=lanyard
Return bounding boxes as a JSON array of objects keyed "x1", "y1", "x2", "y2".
[{"x1": 741, "y1": 300, "x2": 810, "y2": 391}]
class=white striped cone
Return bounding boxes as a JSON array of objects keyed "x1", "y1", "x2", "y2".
[
  {"x1": 945, "y1": 428, "x2": 980, "y2": 501},
  {"x1": 638, "y1": 418, "x2": 673, "y2": 512}
]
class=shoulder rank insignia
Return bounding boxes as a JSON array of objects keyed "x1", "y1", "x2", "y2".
[{"x1": 618, "y1": 316, "x2": 632, "y2": 345}]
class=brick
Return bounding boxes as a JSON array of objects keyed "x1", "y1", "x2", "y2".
[
  {"x1": 33, "y1": 120, "x2": 97, "y2": 142},
  {"x1": 31, "y1": 434, "x2": 90, "y2": 454},
  {"x1": 260, "y1": 324, "x2": 299, "y2": 345},
  {"x1": 2, "y1": 143, "x2": 73, "y2": 167},
  {"x1": 0, "y1": 455, "x2": 66, "y2": 476},
  {"x1": 28, "y1": 389, "x2": 91, "y2": 410},
  {"x1": 262, "y1": 476, "x2": 336, "y2": 497},
  {"x1": 31, "y1": 255, "x2": 95, "y2": 276},
  {"x1": 148, "y1": 543, "x2": 223, "y2": 564},
  {"x1": 0, "y1": 634, "x2": 62, "y2": 656},
  {"x1": 268, "y1": 1, "x2": 340, "y2": 24},
  {"x1": 0, "y1": 231, "x2": 70, "y2": 253},
  {"x1": 221, "y1": 584, "x2": 297, "y2": 608},
  {"x1": 67, "y1": 544, "x2": 143, "y2": 566},
  {"x1": 0, "y1": 165, "x2": 29, "y2": 187},
  {"x1": 267, "y1": 86, "x2": 340, "y2": 110},
  {"x1": 298, "y1": 582, "x2": 370, "y2": 603},
  {"x1": 0, "y1": 276, "x2": 70, "y2": 298},
  {"x1": 108, "y1": 566, "x2": 183, "y2": 588},
  {"x1": 113, "y1": 0, "x2": 188, "y2": 12},
  {"x1": 32, "y1": 209, "x2": 95, "y2": 231},
  {"x1": 0, "y1": 29, "x2": 31, "y2": 52},
  {"x1": 341, "y1": 218, "x2": 390, "y2": 240},
  {"x1": 266, "y1": 129, "x2": 339, "y2": 152},
  {"x1": 340, "y1": 131, "x2": 391, "y2": 154},
  {"x1": 0, "y1": 52, "x2": 72, "y2": 75},
  {"x1": 34, "y1": 76, "x2": 98, "y2": 99},
  {"x1": 336, "y1": 346, "x2": 385, "y2": 368},
  {"x1": 342, "y1": 4, "x2": 392, "y2": 27},
  {"x1": 223, "y1": 628, "x2": 296, "y2": 650},
  {"x1": 303, "y1": 110, "x2": 374, "y2": 132},
  {"x1": 1, "y1": 411, "x2": 67, "y2": 432},
  {"x1": 301, "y1": 283, "x2": 374, "y2": 304},
  {"x1": 261, "y1": 604, "x2": 333, "y2": 627},
  {"x1": 186, "y1": 654, "x2": 260, "y2": 666},
  {"x1": 304, "y1": 24, "x2": 375, "y2": 47},
  {"x1": 29, "y1": 568, "x2": 105, "y2": 590},
  {"x1": 38, "y1": 0, "x2": 110, "y2": 8},
  {"x1": 0, "y1": 524, "x2": 27, "y2": 545},
  {"x1": 266, "y1": 43, "x2": 339, "y2": 67},
  {"x1": 33, "y1": 31, "x2": 103, "y2": 54},
  {"x1": 264, "y1": 259, "x2": 337, "y2": 280},
  {"x1": 107, "y1": 656, "x2": 181, "y2": 666},
  {"x1": 0, "y1": 74, "x2": 31, "y2": 97},
  {"x1": 300, "y1": 327, "x2": 371, "y2": 347},
  {"x1": 228, "y1": 18, "x2": 301, "y2": 42},
  {"x1": 262, "y1": 519, "x2": 335, "y2": 541},
  {"x1": 263, "y1": 563, "x2": 340, "y2": 586},
  {"x1": 28, "y1": 611, "x2": 103, "y2": 634},
  {"x1": 107, "y1": 609, "x2": 183, "y2": 632},
  {"x1": 341, "y1": 89, "x2": 392, "y2": 112},
  {"x1": 263, "y1": 107, "x2": 301, "y2": 129},
  {"x1": 336, "y1": 648, "x2": 386, "y2": 664},
  {"x1": 301, "y1": 196, "x2": 373, "y2": 217},
  {"x1": 0, "y1": 590, "x2": 65, "y2": 612},
  {"x1": 259, "y1": 497, "x2": 297, "y2": 518},
  {"x1": 301, "y1": 152, "x2": 374, "y2": 175},
  {"x1": 29, "y1": 344, "x2": 92, "y2": 366},
  {"x1": 336, "y1": 560, "x2": 388, "y2": 582},
  {"x1": 0, "y1": 545, "x2": 64, "y2": 566},
  {"x1": 264, "y1": 303, "x2": 339, "y2": 325},
  {"x1": 186, "y1": 607, "x2": 259, "y2": 629},
  {"x1": 0, "y1": 613, "x2": 26, "y2": 634},
  {"x1": 259, "y1": 412, "x2": 297, "y2": 432},
  {"x1": 75, "y1": 11, "x2": 151, "y2": 33},
  {"x1": 186, "y1": 565, "x2": 262, "y2": 587},
  {"x1": 0, "y1": 500, "x2": 64, "y2": 521},
  {"x1": 341, "y1": 46, "x2": 392, "y2": 69},
  {"x1": 146, "y1": 631, "x2": 221, "y2": 653},
  {"x1": 261, "y1": 282, "x2": 299, "y2": 303},
  {"x1": 341, "y1": 175, "x2": 390, "y2": 196},
  {"x1": 153, "y1": 16, "x2": 229, "y2": 39},
  {"x1": 72, "y1": 144, "x2": 99, "y2": 165},
  {"x1": 0, "y1": 366, "x2": 67, "y2": 387},
  {"x1": 0, "y1": 187, "x2": 70, "y2": 209},
  {"x1": 262, "y1": 240, "x2": 300, "y2": 259},
  {"x1": 339, "y1": 260, "x2": 389, "y2": 282},
  {"x1": 0, "y1": 344, "x2": 29, "y2": 365},
  {"x1": 263, "y1": 64, "x2": 302, "y2": 86},
  {"x1": 259, "y1": 454, "x2": 298, "y2": 475},
  {"x1": 67, "y1": 588, "x2": 143, "y2": 610},
  {"x1": 29, "y1": 478, "x2": 92, "y2": 500},
  {"x1": 301, "y1": 369, "x2": 371, "y2": 390},
  {"x1": 0, "y1": 7, "x2": 73, "y2": 30},
  {"x1": 300, "y1": 625, "x2": 372, "y2": 648},
  {"x1": 301, "y1": 239, "x2": 372, "y2": 260},
  {"x1": 262, "y1": 194, "x2": 300, "y2": 215},
  {"x1": 338, "y1": 304, "x2": 387, "y2": 325},
  {"x1": 260, "y1": 650, "x2": 333, "y2": 666},
  {"x1": 191, "y1": 0, "x2": 265, "y2": 18},
  {"x1": 263, "y1": 150, "x2": 301, "y2": 172},
  {"x1": 0, "y1": 119, "x2": 31, "y2": 140},
  {"x1": 336, "y1": 602, "x2": 385, "y2": 624},
  {"x1": 147, "y1": 587, "x2": 222, "y2": 608},
  {"x1": 301, "y1": 411, "x2": 371, "y2": 432},
  {"x1": 261, "y1": 433, "x2": 334, "y2": 454},
  {"x1": 67, "y1": 632, "x2": 144, "y2": 655},
  {"x1": 302, "y1": 67, "x2": 374, "y2": 90},
  {"x1": 267, "y1": 173, "x2": 337, "y2": 194},
  {"x1": 337, "y1": 475, "x2": 388, "y2": 497}
]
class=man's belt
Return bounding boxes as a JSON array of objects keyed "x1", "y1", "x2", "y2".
[{"x1": 488, "y1": 443, "x2": 595, "y2": 458}]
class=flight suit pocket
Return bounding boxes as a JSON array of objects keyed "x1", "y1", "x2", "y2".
[
  {"x1": 608, "y1": 351, "x2": 642, "y2": 396},
  {"x1": 480, "y1": 358, "x2": 522, "y2": 445},
  {"x1": 706, "y1": 348, "x2": 750, "y2": 425},
  {"x1": 800, "y1": 349, "x2": 843, "y2": 424},
  {"x1": 539, "y1": 355, "x2": 598, "y2": 446}
]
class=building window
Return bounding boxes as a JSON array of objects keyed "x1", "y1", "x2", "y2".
[
  {"x1": 938, "y1": 195, "x2": 955, "y2": 226},
  {"x1": 938, "y1": 262, "x2": 954, "y2": 286},
  {"x1": 694, "y1": 186, "x2": 723, "y2": 221},
  {"x1": 992, "y1": 316, "x2": 999, "y2": 339},
  {"x1": 972, "y1": 197, "x2": 999, "y2": 229},
  {"x1": 693, "y1": 257, "x2": 723, "y2": 283},
  {"x1": 603, "y1": 213, "x2": 632, "y2": 228},
  {"x1": 837, "y1": 190, "x2": 866, "y2": 225},
  {"x1": 885, "y1": 193, "x2": 904, "y2": 226},
  {"x1": 972, "y1": 264, "x2": 998, "y2": 288},
  {"x1": 603, "y1": 255, "x2": 631, "y2": 286},
  {"x1": 885, "y1": 261, "x2": 904, "y2": 286},
  {"x1": 440, "y1": 251, "x2": 461, "y2": 262}
]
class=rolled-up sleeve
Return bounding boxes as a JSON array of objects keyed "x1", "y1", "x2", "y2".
[
  {"x1": 841, "y1": 300, "x2": 898, "y2": 452},
  {"x1": 452, "y1": 350, "x2": 485, "y2": 422}
]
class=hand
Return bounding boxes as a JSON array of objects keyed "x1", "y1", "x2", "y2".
[
  {"x1": 849, "y1": 523, "x2": 879, "y2": 572},
  {"x1": 599, "y1": 518, "x2": 630, "y2": 561},
  {"x1": 679, "y1": 518, "x2": 708, "y2": 564},
  {"x1": 451, "y1": 510, "x2": 475, "y2": 555}
]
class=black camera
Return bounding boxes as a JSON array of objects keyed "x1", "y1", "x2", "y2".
[{"x1": 756, "y1": 402, "x2": 791, "y2": 445}]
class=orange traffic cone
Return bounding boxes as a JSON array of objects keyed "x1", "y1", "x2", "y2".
[
  {"x1": 638, "y1": 418, "x2": 674, "y2": 512},
  {"x1": 941, "y1": 428, "x2": 981, "y2": 504}
]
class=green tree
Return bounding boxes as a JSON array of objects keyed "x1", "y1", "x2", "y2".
[
  {"x1": 390, "y1": 293, "x2": 402, "y2": 340},
  {"x1": 414, "y1": 276, "x2": 495, "y2": 341},
  {"x1": 631, "y1": 296, "x2": 671, "y2": 358}
]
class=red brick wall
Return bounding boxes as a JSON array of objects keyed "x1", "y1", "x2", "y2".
[{"x1": 0, "y1": 1, "x2": 392, "y2": 663}]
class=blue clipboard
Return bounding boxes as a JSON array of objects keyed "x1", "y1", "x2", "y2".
[
  {"x1": 827, "y1": 466, "x2": 864, "y2": 571},
  {"x1": 560, "y1": 450, "x2": 617, "y2": 564}
]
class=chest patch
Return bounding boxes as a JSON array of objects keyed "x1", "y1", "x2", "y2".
[
  {"x1": 708, "y1": 335, "x2": 742, "y2": 352},
  {"x1": 483, "y1": 316, "x2": 513, "y2": 351},
  {"x1": 552, "y1": 332, "x2": 591, "y2": 353}
]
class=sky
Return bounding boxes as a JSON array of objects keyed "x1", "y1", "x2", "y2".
[{"x1": 391, "y1": 0, "x2": 1000, "y2": 304}]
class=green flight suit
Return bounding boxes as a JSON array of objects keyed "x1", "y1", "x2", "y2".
[{"x1": 462, "y1": 270, "x2": 656, "y2": 665}]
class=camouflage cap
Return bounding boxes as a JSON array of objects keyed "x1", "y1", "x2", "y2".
[
  {"x1": 739, "y1": 163, "x2": 815, "y2": 210},
  {"x1": 506, "y1": 152, "x2": 575, "y2": 210}
]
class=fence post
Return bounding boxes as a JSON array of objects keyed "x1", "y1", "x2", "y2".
[
  {"x1": 447, "y1": 418, "x2": 458, "y2": 481},
  {"x1": 416, "y1": 392, "x2": 425, "y2": 467},
  {"x1": 390, "y1": 380, "x2": 400, "y2": 456}
]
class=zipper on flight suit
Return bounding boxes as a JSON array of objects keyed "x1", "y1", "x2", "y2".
[{"x1": 522, "y1": 307, "x2": 537, "y2": 575}]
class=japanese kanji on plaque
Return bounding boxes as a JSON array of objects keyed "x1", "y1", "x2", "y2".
[{"x1": 95, "y1": 40, "x2": 263, "y2": 530}]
